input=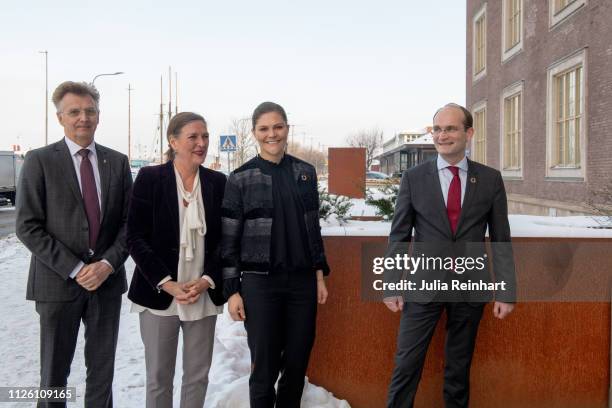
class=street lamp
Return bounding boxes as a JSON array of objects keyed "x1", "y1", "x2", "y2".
[
  {"x1": 39, "y1": 50, "x2": 48, "y2": 146},
  {"x1": 91, "y1": 71, "x2": 124, "y2": 85}
]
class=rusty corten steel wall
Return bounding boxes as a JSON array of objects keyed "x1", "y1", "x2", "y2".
[
  {"x1": 308, "y1": 236, "x2": 611, "y2": 408},
  {"x1": 328, "y1": 148, "x2": 366, "y2": 199}
]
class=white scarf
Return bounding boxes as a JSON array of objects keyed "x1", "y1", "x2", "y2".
[{"x1": 175, "y1": 167, "x2": 206, "y2": 262}]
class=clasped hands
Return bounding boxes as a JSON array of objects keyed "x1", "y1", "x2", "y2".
[
  {"x1": 161, "y1": 278, "x2": 210, "y2": 305},
  {"x1": 76, "y1": 261, "x2": 112, "y2": 291}
]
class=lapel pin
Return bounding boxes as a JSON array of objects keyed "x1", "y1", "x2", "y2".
[
  {"x1": 301, "y1": 174, "x2": 308, "y2": 181},
  {"x1": 470, "y1": 177, "x2": 476, "y2": 183}
]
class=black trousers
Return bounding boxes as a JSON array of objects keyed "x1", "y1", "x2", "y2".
[
  {"x1": 241, "y1": 272, "x2": 317, "y2": 408},
  {"x1": 35, "y1": 291, "x2": 122, "y2": 408},
  {"x1": 387, "y1": 302, "x2": 485, "y2": 408}
]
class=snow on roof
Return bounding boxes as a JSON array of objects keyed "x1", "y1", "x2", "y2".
[
  {"x1": 399, "y1": 128, "x2": 431, "y2": 135},
  {"x1": 406, "y1": 133, "x2": 433, "y2": 145}
]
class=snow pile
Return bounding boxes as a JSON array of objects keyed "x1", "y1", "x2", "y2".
[
  {"x1": 206, "y1": 311, "x2": 350, "y2": 407},
  {"x1": 0, "y1": 235, "x2": 349, "y2": 407}
]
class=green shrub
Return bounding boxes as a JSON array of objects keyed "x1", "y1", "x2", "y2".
[
  {"x1": 318, "y1": 185, "x2": 353, "y2": 225},
  {"x1": 365, "y1": 180, "x2": 400, "y2": 220}
]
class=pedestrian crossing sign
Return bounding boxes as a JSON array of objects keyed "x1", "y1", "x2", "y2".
[{"x1": 220, "y1": 135, "x2": 237, "y2": 152}]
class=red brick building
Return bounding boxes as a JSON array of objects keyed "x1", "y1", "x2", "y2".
[{"x1": 466, "y1": 0, "x2": 612, "y2": 215}]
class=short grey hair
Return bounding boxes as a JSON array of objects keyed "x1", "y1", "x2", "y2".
[{"x1": 52, "y1": 81, "x2": 100, "y2": 112}]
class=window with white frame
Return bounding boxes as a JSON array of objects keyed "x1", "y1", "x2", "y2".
[
  {"x1": 471, "y1": 102, "x2": 487, "y2": 164},
  {"x1": 550, "y1": 0, "x2": 586, "y2": 27},
  {"x1": 500, "y1": 81, "x2": 523, "y2": 178},
  {"x1": 473, "y1": 4, "x2": 487, "y2": 81},
  {"x1": 546, "y1": 49, "x2": 586, "y2": 179},
  {"x1": 502, "y1": 0, "x2": 523, "y2": 61}
]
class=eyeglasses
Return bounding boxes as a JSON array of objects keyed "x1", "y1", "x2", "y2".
[
  {"x1": 432, "y1": 126, "x2": 469, "y2": 135},
  {"x1": 61, "y1": 108, "x2": 99, "y2": 118}
]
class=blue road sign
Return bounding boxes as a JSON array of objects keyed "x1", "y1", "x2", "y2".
[{"x1": 220, "y1": 135, "x2": 237, "y2": 152}]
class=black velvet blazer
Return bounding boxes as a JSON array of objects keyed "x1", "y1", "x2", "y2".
[{"x1": 127, "y1": 161, "x2": 227, "y2": 309}]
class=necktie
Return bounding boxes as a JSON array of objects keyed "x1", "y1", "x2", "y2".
[
  {"x1": 78, "y1": 149, "x2": 101, "y2": 250},
  {"x1": 446, "y1": 166, "x2": 461, "y2": 234}
]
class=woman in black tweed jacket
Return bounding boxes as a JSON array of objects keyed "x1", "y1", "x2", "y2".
[{"x1": 221, "y1": 101, "x2": 330, "y2": 408}]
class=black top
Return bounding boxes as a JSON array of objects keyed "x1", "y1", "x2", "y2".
[{"x1": 257, "y1": 155, "x2": 312, "y2": 274}]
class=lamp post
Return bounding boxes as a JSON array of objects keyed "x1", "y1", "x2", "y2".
[
  {"x1": 127, "y1": 84, "x2": 133, "y2": 162},
  {"x1": 39, "y1": 50, "x2": 48, "y2": 146},
  {"x1": 91, "y1": 71, "x2": 124, "y2": 85}
]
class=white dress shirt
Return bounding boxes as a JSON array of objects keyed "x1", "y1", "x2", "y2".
[
  {"x1": 436, "y1": 155, "x2": 468, "y2": 207},
  {"x1": 64, "y1": 136, "x2": 102, "y2": 209},
  {"x1": 64, "y1": 137, "x2": 111, "y2": 278}
]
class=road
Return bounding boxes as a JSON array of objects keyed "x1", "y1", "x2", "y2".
[{"x1": 0, "y1": 206, "x2": 16, "y2": 237}]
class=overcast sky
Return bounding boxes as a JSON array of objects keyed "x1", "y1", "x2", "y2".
[{"x1": 0, "y1": 1, "x2": 466, "y2": 160}]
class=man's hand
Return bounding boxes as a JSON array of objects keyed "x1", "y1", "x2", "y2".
[
  {"x1": 493, "y1": 301, "x2": 515, "y2": 319},
  {"x1": 316, "y1": 270, "x2": 328, "y2": 304},
  {"x1": 228, "y1": 293, "x2": 246, "y2": 321},
  {"x1": 384, "y1": 296, "x2": 404, "y2": 312},
  {"x1": 76, "y1": 261, "x2": 112, "y2": 291}
]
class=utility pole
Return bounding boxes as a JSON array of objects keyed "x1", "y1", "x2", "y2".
[
  {"x1": 159, "y1": 76, "x2": 164, "y2": 163},
  {"x1": 39, "y1": 50, "x2": 48, "y2": 146},
  {"x1": 127, "y1": 84, "x2": 134, "y2": 162},
  {"x1": 168, "y1": 66, "x2": 172, "y2": 120}
]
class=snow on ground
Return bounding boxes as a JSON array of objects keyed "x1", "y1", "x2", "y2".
[
  {"x1": 0, "y1": 235, "x2": 349, "y2": 407},
  {"x1": 2, "y1": 210, "x2": 610, "y2": 406},
  {"x1": 322, "y1": 214, "x2": 612, "y2": 238}
]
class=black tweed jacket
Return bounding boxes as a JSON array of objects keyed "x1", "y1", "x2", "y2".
[{"x1": 221, "y1": 154, "x2": 330, "y2": 285}]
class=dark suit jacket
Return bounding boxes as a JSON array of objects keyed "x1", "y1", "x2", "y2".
[
  {"x1": 387, "y1": 158, "x2": 516, "y2": 303},
  {"x1": 16, "y1": 139, "x2": 132, "y2": 301},
  {"x1": 127, "y1": 161, "x2": 227, "y2": 309}
]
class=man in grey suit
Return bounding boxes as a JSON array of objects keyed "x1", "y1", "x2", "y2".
[
  {"x1": 16, "y1": 81, "x2": 132, "y2": 407},
  {"x1": 384, "y1": 103, "x2": 516, "y2": 408}
]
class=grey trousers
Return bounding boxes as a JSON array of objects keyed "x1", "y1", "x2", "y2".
[{"x1": 139, "y1": 311, "x2": 217, "y2": 408}]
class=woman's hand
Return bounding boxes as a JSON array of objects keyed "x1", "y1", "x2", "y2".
[
  {"x1": 182, "y1": 277, "x2": 211, "y2": 303},
  {"x1": 161, "y1": 280, "x2": 193, "y2": 304},
  {"x1": 228, "y1": 293, "x2": 246, "y2": 321},
  {"x1": 316, "y1": 270, "x2": 328, "y2": 304}
]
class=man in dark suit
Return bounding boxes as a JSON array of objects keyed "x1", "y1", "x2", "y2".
[
  {"x1": 385, "y1": 103, "x2": 516, "y2": 408},
  {"x1": 16, "y1": 81, "x2": 132, "y2": 407}
]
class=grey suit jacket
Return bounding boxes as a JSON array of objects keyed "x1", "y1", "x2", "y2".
[
  {"x1": 16, "y1": 139, "x2": 132, "y2": 301},
  {"x1": 387, "y1": 158, "x2": 516, "y2": 303}
]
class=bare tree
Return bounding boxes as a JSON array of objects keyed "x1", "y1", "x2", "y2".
[
  {"x1": 230, "y1": 117, "x2": 256, "y2": 168},
  {"x1": 345, "y1": 127, "x2": 383, "y2": 170},
  {"x1": 586, "y1": 179, "x2": 612, "y2": 225},
  {"x1": 287, "y1": 141, "x2": 327, "y2": 175}
]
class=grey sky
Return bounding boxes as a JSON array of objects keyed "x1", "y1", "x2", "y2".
[{"x1": 0, "y1": 1, "x2": 466, "y2": 159}]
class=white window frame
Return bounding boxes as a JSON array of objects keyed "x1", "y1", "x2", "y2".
[
  {"x1": 545, "y1": 48, "x2": 587, "y2": 180},
  {"x1": 471, "y1": 100, "x2": 487, "y2": 165},
  {"x1": 501, "y1": 0, "x2": 523, "y2": 62},
  {"x1": 500, "y1": 81, "x2": 524, "y2": 179},
  {"x1": 549, "y1": 0, "x2": 587, "y2": 28},
  {"x1": 472, "y1": 3, "x2": 487, "y2": 83}
]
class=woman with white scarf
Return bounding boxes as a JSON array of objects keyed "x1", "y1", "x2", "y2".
[{"x1": 127, "y1": 112, "x2": 227, "y2": 408}]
